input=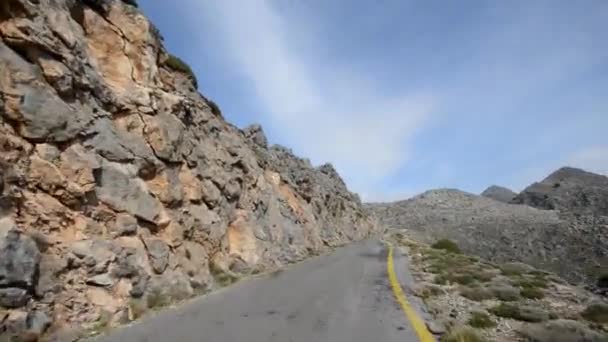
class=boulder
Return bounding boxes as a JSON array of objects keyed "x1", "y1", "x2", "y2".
[
  {"x1": 0, "y1": 229, "x2": 40, "y2": 308},
  {"x1": 0, "y1": 42, "x2": 92, "y2": 142},
  {"x1": 114, "y1": 213, "x2": 138, "y2": 236},
  {"x1": 94, "y1": 160, "x2": 169, "y2": 226},
  {"x1": 141, "y1": 113, "x2": 185, "y2": 163},
  {"x1": 143, "y1": 239, "x2": 170, "y2": 274},
  {"x1": 243, "y1": 124, "x2": 268, "y2": 148},
  {"x1": 86, "y1": 274, "x2": 114, "y2": 287},
  {"x1": 0, "y1": 288, "x2": 29, "y2": 308}
]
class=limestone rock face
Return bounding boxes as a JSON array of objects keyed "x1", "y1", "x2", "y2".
[{"x1": 0, "y1": 0, "x2": 378, "y2": 336}]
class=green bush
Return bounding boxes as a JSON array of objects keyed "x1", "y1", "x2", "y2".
[
  {"x1": 165, "y1": 54, "x2": 198, "y2": 89},
  {"x1": 518, "y1": 319, "x2": 607, "y2": 342},
  {"x1": 431, "y1": 239, "x2": 462, "y2": 254},
  {"x1": 121, "y1": 0, "x2": 138, "y2": 7},
  {"x1": 490, "y1": 303, "x2": 549, "y2": 322},
  {"x1": 500, "y1": 262, "x2": 533, "y2": 276},
  {"x1": 521, "y1": 287, "x2": 545, "y2": 299},
  {"x1": 597, "y1": 273, "x2": 608, "y2": 288},
  {"x1": 490, "y1": 284, "x2": 520, "y2": 302},
  {"x1": 461, "y1": 286, "x2": 494, "y2": 301},
  {"x1": 490, "y1": 303, "x2": 520, "y2": 319},
  {"x1": 468, "y1": 311, "x2": 496, "y2": 329},
  {"x1": 440, "y1": 327, "x2": 484, "y2": 342},
  {"x1": 207, "y1": 99, "x2": 222, "y2": 117},
  {"x1": 516, "y1": 276, "x2": 549, "y2": 289},
  {"x1": 581, "y1": 303, "x2": 608, "y2": 323}
]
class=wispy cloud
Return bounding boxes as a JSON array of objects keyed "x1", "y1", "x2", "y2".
[
  {"x1": 180, "y1": 0, "x2": 435, "y2": 195},
  {"x1": 146, "y1": 0, "x2": 607, "y2": 202}
]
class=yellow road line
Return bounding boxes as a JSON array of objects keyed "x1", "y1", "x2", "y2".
[{"x1": 387, "y1": 245, "x2": 435, "y2": 342}]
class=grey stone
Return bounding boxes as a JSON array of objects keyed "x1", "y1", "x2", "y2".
[
  {"x1": 426, "y1": 320, "x2": 446, "y2": 334},
  {"x1": 243, "y1": 124, "x2": 268, "y2": 148},
  {"x1": 36, "y1": 254, "x2": 67, "y2": 297},
  {"x1": 84, "y1": 119, "x2": 160, "y2": 172},
  {"x1": 130, "y1": 272, "x2": 150, "y2": 298},
  {"x1": 70, "y1": 239, "x2": 115, "y2": 273},
  {"x1": 142, "y1": 113, "x2": 186, "y2": 163},
  {"x1": 87, "y1": 274, "x2": 114, "y2": 287},
  {"x1": 201, "y1": 179, "x2": 222, "y2": 208},
  {"x1": 95, "y1": 160, "x2": 168, "y2": 226},
  {"x1": 26, "y1": 310, "x2": 52, "y2": 336},
  {"x1": 0, "y1": 287, "x2": 29, "y2": 308},
  {"x1": 144, "y1": 239, "x2": 170, "y2": 274},
  {"x1": 115, "y1": 213, "x2": 138, "y2": 236},
  {"x1": 0, "y1": 41, "x2": 92, "y2": 142},
  {"x1": 223, "y1": 179, "x2": 242, "y2": 201},
  {"x1": 0, "y1": 230, "x2": 40, "y2": 304}
]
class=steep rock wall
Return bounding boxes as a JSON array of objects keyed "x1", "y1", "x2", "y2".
[{"x1": 0, "y1": 0, "x2": 378, "y2": 337}]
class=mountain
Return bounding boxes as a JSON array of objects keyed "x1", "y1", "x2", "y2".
[
  {"x1": 0, "y1": 0, "x2": 378, "y2": 338},
  {"x1": 512, "y1": 167, "x2": 608, "y2": 215},
  {"x1": 368, "y1": 172, "x2": 608, "y2": 287},
  {"x1": 481, "y1": 185, "x2": 517, "y2": 203}
]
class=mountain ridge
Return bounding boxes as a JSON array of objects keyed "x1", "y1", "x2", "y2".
[{"x1": 368, "y1": 167, "x2": 608, "y2": 287}]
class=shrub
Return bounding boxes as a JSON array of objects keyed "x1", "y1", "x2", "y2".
[
  {"x1": 418, "y1": 284, "x2": 444, "y2": 298},
  {"x1": 489, "y1": 284, "x2": 520, "y2": 301},
  {"x1": 454, "y1": 274, "x2": 477, "y2": 285},
  {"x1": 431, "y1": 239, "x2": 461, "y2": 254},
  {"x1": 440, "y1": 327, "x2": 484, "y2": 342},
  {"x1": 516, "y1": 277, "x2": 549, "y2": 289},
  {"x1": 461, "y1": 286, "x2": 494, "y2": 301},
  {"x1": 581, "y1": 303, "x2": 608, "y2": 323},
  {"x1": 597, "y1": 273, "x2": 608, "y2": 289},
  {"x1": 165, "y1": 54, "x2": 198, "y2": 89},
  {"x1": 521, "y1": 287, "x2": 545, "y2": 299},
  {"x1": 518, "y1": 319, "x2": 606, "y2": 342},
  {"x1": 490, "y1": 303, "x2": 549, "y2": 322},
  {"x1": 121, "y1": 0, "x2": 138, "y2": 7},
  {"x1": 500, "y1": 262, "x2": 533, "y2": 276},
  {"x1": 468, "y1": 311, "x2": 496, "y2": 329},
  {"x1": 207, "y1": 99, "x2": 222, "y2": 117}
]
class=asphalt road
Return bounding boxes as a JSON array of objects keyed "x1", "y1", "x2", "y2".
[{"x1": 94, "y1": 240, "x2": 432, "y2": 342}]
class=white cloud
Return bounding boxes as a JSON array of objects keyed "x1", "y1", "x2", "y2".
[{"x1": 184, "y1": 0, "x2": 435, "y2": 195}]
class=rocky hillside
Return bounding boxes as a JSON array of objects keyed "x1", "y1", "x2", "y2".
[
  {"x1": 0, "y1": 0, "x2": 378, "y2": 339},
  {"x1": 388, "y1": 233, "x2": 608, "y2": 341},
  {"x1": 481, "y1": 185, "x2": 517, "y2": 203},
  {"x1": 512, "y1": 167, "x2": 608, "y2": 215},
  {"x1": 368, "y1": 183, "x2": 608, "y2": 287}
]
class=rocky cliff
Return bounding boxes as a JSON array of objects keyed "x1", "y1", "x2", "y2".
[
  {"x1": 0, "y1": 0, "x2": 378, "y2": 338},
  {"x1": 368, "y1": 182, "x2": 608, "y2": 287}
]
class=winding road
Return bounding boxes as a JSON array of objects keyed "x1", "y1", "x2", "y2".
[{"x1": 94, "y1": 240, "x2": 435, "y2": 342}]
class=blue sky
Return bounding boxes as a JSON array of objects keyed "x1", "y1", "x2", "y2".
[{"x1": 141, "y1": 0, "x2": 608, "y2": 201}]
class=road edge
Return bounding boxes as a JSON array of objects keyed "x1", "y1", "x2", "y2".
[{"x1": 387, "y1": 245, "x2": 435, "y2": 342}]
